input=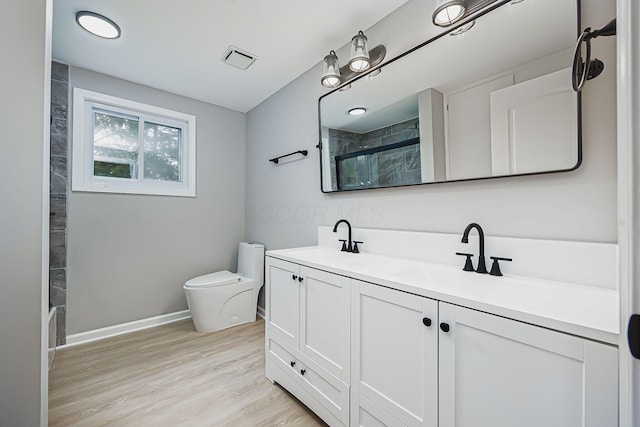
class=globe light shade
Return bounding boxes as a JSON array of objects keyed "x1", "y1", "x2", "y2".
[
  {"x1": 321, "y1": 50, "x2": 341, "y2": 88},
  {"x1": 433, "y1": 0, "x2": 466, "y2": 27},
  {"x1": 348, "y1": 31, "x2": 370, "y2": 72}
]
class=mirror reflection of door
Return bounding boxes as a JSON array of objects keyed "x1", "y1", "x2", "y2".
[
  {"x1": 489, "y1": 68, "x2": 578, "y2": 175},
  {"x1": 445, "y1": 75, "x2": 513, "y2": 180}
]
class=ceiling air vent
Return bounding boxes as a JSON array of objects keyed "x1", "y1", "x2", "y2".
[{"x1": 221, "y1": 46, "x2": 257, "y2": 70}]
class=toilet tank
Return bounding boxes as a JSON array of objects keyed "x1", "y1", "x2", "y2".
[{"x1": 237, "y1": 242, "x2": 265, "y2": 284}]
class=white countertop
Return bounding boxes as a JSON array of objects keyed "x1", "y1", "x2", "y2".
[{"x1": 266, "y1": 246, "x2": 619, "y2": 345}]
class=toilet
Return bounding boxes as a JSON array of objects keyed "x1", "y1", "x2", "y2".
[{"x1": 184, "y1": 242, "x2": 265, "y2": 332}]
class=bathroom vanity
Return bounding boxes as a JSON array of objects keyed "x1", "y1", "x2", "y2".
[{"x1": 264, "y1": 227, "x2": 619, "y2": 427}]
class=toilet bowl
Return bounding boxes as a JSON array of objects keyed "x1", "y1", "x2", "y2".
[{"x1": 184, "y1": 242, "x2": 265, "y2": 332}]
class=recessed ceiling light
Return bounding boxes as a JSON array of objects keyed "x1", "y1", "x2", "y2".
[
  {"x1": 348, "y1": 107, "x2": 367, "y2": 116},
  {"x1": 76, "y1": 11, "x2": 121, "y2": 39}
]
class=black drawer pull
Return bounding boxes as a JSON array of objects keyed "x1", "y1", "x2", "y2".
[
  {"x1": 292, "y1": 275, "x2": 297, "y2": 280},
  {"x1": 422, "y1": 317, "x2": 432, "y2": 327},
  {"x1": 290, "y1": 361, "x2": 296, "y2": 367},
  {"x1": 298, "y1": 276, "x2": 304, "y2": 282},
  {"x1": 440, "y1": 322, "x2": 450, "y2": 333},
  {"x1": 300, "y1": 369, "x2": 306, "y2": 376}
]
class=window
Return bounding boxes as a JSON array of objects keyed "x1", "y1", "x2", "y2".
[{"x1": 72, "y1": 88, "x2": 196, "y2": 197}]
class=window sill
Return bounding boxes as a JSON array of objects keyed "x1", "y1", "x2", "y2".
[{"x1": 72, "y1": 181, "x2": 196, "y2": 197}]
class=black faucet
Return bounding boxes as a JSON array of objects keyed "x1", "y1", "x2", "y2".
[
  {"x1": 333, "y1": 219, "x2": 353, "y2": 252},
  {"x1": 461, "y1": 223, "x2": 487, "y2": 274}
]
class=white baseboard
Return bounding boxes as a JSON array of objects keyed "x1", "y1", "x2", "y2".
[
  {"x1": 60, "y1": 310, "x2": 191, "y2": 349},
  {"x1": 257, "y1": 305, "x2": 265, "y2": 319}
]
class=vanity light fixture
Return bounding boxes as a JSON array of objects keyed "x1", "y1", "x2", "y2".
[
  {"x1": 348, "y1": 107, "x2": 367, "y2": 116},
  {"x1": 75, "y1": 11, "x2": 121, "y2": 39},
  {"x1": 433, "y1": 0, "x2": 467, "y2": 27},
  {"x1": 320, "y1": 30, "x2": 386, "y2": 89},
  {"x1": 348, "y1": 31, "x2": 370, "y2": 72}
]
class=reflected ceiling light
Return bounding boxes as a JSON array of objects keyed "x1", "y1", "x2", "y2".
[
  {"x1": 348, "y1": 31, "x2": 370, "y2": 72},
  {"x1": 433, "y1": 0, "x2": 467, "y2": 27},
  {"x1": 321, "y1": 50, "x2": 341, "y2": 88},
  {"x1": 449, "y1": 20, "x2": 475, "y2": 35},
  {"x1": 348, "y1": 107, "x2": 367, "y2": 116},
  {"x1": 76, "y1": 11, "x2": 121, "y2": 39}
]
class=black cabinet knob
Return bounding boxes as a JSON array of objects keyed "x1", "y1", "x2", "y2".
[
  {"x1": 440, "y1": 322, "x2": 450, "y2": 333},
  {"x1": 292, "y1": 274, "x2": 297, "y2": 280},
  {"x1": 298, "y1": 276, "x2": 304, "y2": 282},
  {"x1": 300, "y1": 369, "x2": 306, "y2": 376},
  {"x1": 422, "y1": 317, "x2": 432, "y2": 327},
  {"x1": 290, "y1": 361, "x2": 296, "y2": 367}
]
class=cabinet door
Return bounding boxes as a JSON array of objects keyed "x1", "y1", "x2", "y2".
[
  {"x1": 438, "y1": 302, "x2": 618, "y2": 427},
  {"x1": 351, "y1": 280, "x2": 438, "y2": 427},
  {"x1": 266, "y1": 257, "x2": 300, "y2": 349},
  {"x1": 299, "y1": 266, "x2": 350, "y2": 382}
]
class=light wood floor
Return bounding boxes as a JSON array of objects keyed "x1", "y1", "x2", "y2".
[{"x1": 49, "y1": 318, "x2": 326, "y2": 426}]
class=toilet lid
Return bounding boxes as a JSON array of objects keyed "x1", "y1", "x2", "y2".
[{"x1": 185, "y1": 270, "x2": 241, "y2": 288}]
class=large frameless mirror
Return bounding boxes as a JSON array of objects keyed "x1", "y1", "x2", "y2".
[{"x1": 318, "y1": 0, "x2": 580, "y2": 192}]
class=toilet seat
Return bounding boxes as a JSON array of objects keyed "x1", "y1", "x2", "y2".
[{"x1": 184, "y1": 270, "x2": 241, "y2": 288}]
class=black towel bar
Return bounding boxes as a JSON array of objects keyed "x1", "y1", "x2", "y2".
[{"x1": 269, "y1": 150, "x2": 308, "y2": 164}]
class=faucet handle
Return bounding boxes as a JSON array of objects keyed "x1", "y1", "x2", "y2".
[
  {"x1": 455, "y1": 252, "x2": 475, "y2": 272},
  {"x1": 338, "y1": 239, "x2": 348, "y2": 252},
  {"x1": 489, "y1": 256, "x2": 512, "y2": 276},
  {"x1": 352, "y1": 241, "x2": 363, "y2": 254}
]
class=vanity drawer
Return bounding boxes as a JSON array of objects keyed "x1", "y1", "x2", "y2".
[
  {"x1": 267, "y1": 337, "x2": 350, "y2": 426},
  {"x1": 351, "y1": 391, "x2": 407, "y2": 427}
]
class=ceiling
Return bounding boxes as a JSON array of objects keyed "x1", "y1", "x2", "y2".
[{"x1": 52, "y1": 0, "x2": 411, "y2": 113}]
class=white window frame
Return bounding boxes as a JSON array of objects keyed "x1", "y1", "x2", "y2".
[{"x1": 72, "y1": 88, "x2": 196, "y2": 197}]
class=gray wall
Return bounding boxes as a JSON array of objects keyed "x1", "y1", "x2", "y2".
[
  {"x1": 246, "y1": 0, "x2": 617, "y2": 293},
  {"x1": 67, "y1": 67, "x2": 246, "y2": 334},
  {"x1": 0, "y1": 0, "x2": 49, "y2": 424}
]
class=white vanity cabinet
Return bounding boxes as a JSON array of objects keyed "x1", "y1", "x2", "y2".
[
  {"x1": 350, "y1": 282, "x2": 618, "y2": 427},
  {"x1": 265, "y1": 257, "x2": 351, "y2": 426},
  {"x1": 351, "y1": 280, "x2": 438, "y2": 427},
  {"x1": 266, "y1": 252, "x2": 618, "y2": 427},
  {"x1": 438, "y1": 302, "x2": 618, "y2": 427}
]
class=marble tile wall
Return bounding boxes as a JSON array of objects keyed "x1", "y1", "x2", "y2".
[{"x1": 50, "y1": 61, "x2": 68, "y2": 345}]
